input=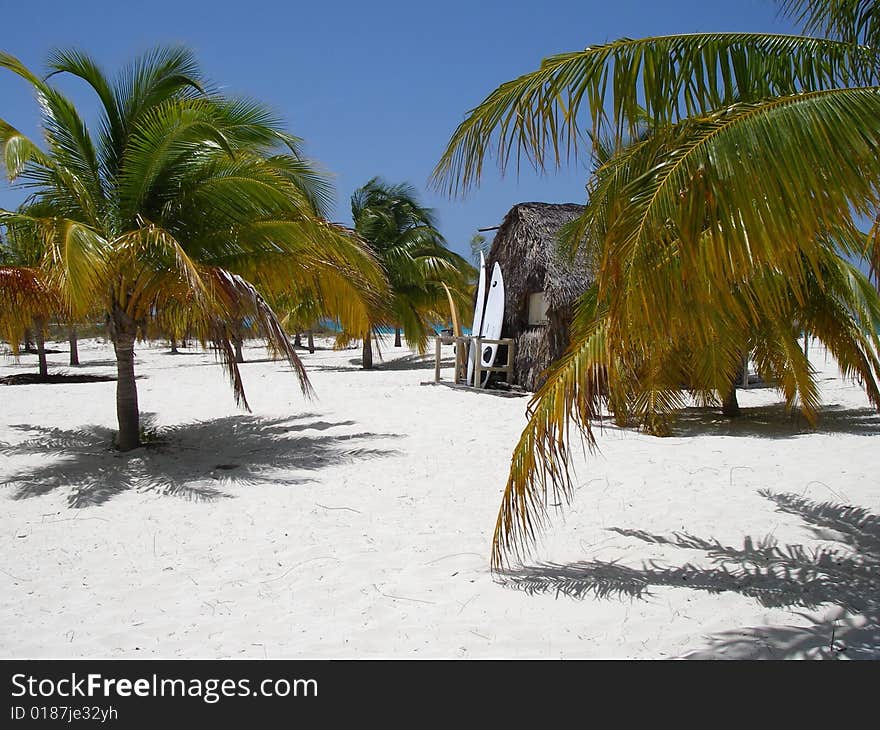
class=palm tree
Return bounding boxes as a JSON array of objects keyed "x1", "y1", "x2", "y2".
[
  {"x1": 351, "y1": 177, "x2": 473, "y2": 368},
  {"x1": 433, "y1": 1, "x2": 880, "y2": 566},
  {"x1": 469, "y1": 232, "x2": 489, "y2": 267},
  {"x1": 0, "y1": 265, "x2": 58, "y2": 377},
  {"x1": 0, "y1": 207, "x2": 66, "y2": 377},
  {"x1": 0, "y1": 47, "x2": 384, "y2": 450},
  {"x1": 68, "y1": 325, "x2": 79, "y2": 366}
]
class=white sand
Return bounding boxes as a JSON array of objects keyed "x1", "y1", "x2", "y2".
[{"x1": 0, "y1": 336, "x2": 877, "y2": 659}]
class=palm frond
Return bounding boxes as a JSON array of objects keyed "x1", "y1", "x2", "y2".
[
  {"x1": 780, "y1": 0, "x2": 880, "y2": 46},
  {"x1": 0, "y1": 209, "x2": 107, "y2": 316},
  {"x1": 493, "y1": 292, "x2": 608, "y2": 567},
  {"x1": 204, "y1": 268, "x2": 312, "y2": 406},
  {"x1": 432, "y1": 32, "x2": 879, "y2": 194},
  {"x1": 0, "y1": 266, "x2": 59, "y2": 350}
]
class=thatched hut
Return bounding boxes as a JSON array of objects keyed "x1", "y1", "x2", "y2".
[{"x1": 485, "y1": 202, "x2": 594, "y2": 391}]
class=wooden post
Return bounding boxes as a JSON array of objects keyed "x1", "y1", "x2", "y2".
[
  {"x1": 474, "y1": 337, "x2": 483, "y2": 388},
  {"x1": 434, "y1": 336, "x2": 442, "y2": 383},
  {"x1": 507, "y1": 338, "x2": 516, "y2": 384}
]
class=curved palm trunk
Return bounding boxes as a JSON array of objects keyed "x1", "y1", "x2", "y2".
[
  {"x1": 307, "y1": 330, "x2": 315, "y2": 354},
  {"x1": 394, "y1": 327, "x2": 402, "y2": 347},
  {"x1": 110, "y1": 308, "x2": 140, "y2": 451},
  {"x1": 362, "y1": 331, "x2": 373, "y2": 369},
  {"x1": 34, "y1": 318, "x2": 48, "y2": 378},
  {"x1": 69, "y1": 327, "x2": 79, "y2": 366}
]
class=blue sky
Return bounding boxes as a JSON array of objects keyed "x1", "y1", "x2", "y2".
[{"x1": 0, "y1": 0, "x2": 800, "y2": 259}]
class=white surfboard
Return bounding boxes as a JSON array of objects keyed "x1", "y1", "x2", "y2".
[
  {"x1": 466, "y1": 252, "x2": 487, "y2": 385},
  {"x1": 478, "y1": 262, "x2": 504, "y2": 387}
]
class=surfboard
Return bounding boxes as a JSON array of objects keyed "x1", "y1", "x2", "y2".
[
  {"x1": 478, "y1": 262, "x2": 504, "y2": 387},
  {"x1": 466, "y1": 252, "x2": 487, "y2": 386}
]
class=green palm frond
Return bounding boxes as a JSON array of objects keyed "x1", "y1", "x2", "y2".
[
  {"x1": 0, "y1": 120, "x2": 49, "y2": 178},
  {"x1": 263, "y1": 154, "x2": 334, "y2": 219},
  {"x1": 780, "y1": 0, "x2": 880, "y2": 46},
  {"x1": 432, "y1": 32, "x2": 879, "y2": 194},
  {"x1": 0, "y1": 209, "x2": 107, "y2": 316}
]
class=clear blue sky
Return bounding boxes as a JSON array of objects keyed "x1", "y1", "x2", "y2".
[{"x1": 0, "y1": 0, "x2": 799, "y2": 259}]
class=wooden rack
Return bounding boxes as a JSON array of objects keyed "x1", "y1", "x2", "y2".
[{"x1": 433, "y1": 335, "x2": 516, "y2": 387}]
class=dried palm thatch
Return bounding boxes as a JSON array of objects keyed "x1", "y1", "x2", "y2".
[{"x1": 485, "y1": 202, "x2": 594, "y2": 390}]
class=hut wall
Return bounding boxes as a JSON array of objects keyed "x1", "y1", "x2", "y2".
[
  {"x1": 511, "y1": 308, "x2": 575, "y2": 391},
  {"x1": 514, "y1": 328, "x2": 549, "y2": 392}
]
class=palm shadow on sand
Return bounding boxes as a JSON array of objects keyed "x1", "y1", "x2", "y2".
[
  {"x1": 499, "y1": 490, "x2": 879, "y2": 659},
  {"x1": 671, "y1": 403, "x2": 880, "y2": 438},
  {"x1": 308, "y1": 353, "x2": 456, "y2": 373},
  {"x1": 0, "y1": 414, "x2": 402, "y2": 508}
]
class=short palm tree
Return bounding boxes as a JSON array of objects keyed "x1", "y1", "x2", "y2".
[
  {"x1": 351, "y1": 177, "x2": 474, "y2": 368},
  {"x1": 434, "y1": 0, "x2": 880, "y2": 566},
  {"x1": 0, "y1": 47, "x2": 384, "y2": 450},
  {"x1": 0, "y1": 204, "x2": 70, "y2": 377},
  {"x1": 0, "y1": 255, "x2": 58, "y2": 378}
]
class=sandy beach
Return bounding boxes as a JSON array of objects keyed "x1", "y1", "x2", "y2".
[{"x1": 0, "y1": 336, "x2": 877, "y2": 659}]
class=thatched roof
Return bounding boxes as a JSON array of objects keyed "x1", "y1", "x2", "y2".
[{"x1": 486, "y1": 202, "x2": 593, "y2": 326}]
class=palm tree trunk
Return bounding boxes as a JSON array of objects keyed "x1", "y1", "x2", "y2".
[
  {"x1": 110, "y1": 307, "x2": 140, "y2": 451},
  {"x1": 69, "y1": 327, "x2": 79, "y2": 366},
  {"x1": 34, "y1": 318, "x2": 48, "y2": 378},
  {"x1": 307, "y1": 330, "x2": 315, "y2": 354},
  {"x1": 234, "y1": 333, "x2": 244, "y2": 363},
  {"x1": 721, "y1": 380, "x2": 740, "y2": 417},
  {"x1": 170, "y1": 337, "x2": 178, "y2": 354},
  {"x1": 362, "y1": 331, "x2": 373, "y2": 369},
  {"x1": 294, "y1": 332, "x2": 302, "y2": 348},
  {"x1": 394, "y1": 327, "x2": 402, "y2": 347}
]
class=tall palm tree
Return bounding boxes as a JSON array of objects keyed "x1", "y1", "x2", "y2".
[
  {"x1": 433, "y1": 1, "x2": 880, "y2": 566},
  {"x1": 351, "y1": 177, "x2": 473, "y2": 368},
  {"x1": 0, "y1": 47, "x2": 385, "y2": 450}
]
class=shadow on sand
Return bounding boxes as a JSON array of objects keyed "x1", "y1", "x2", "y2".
[
  {"x1": 0, "y1": 372, "x2": 117, "y2": 386},
  {"x1": 0, "y1": 414, "x2": 402, "y2": 508},
  {"x1": 309, "y1": 354, "x2": 456, "y2": 373},
  {"x1": 671, "y1": 403, "x2": 880, "y2": 439},
  {"x1": 499, "y1": 490, "x2": 879, "y2": 659}
]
